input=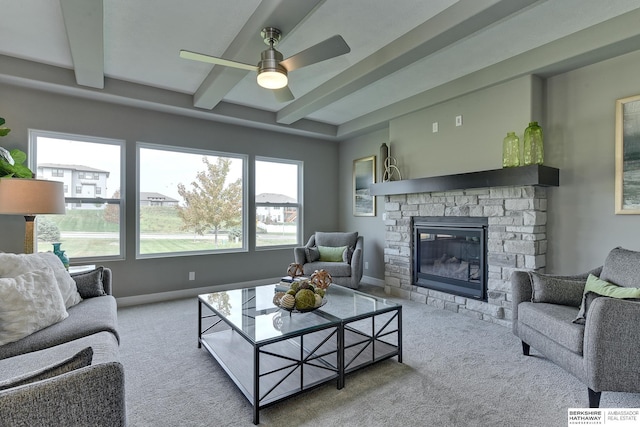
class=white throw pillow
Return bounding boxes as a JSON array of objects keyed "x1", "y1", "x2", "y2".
[
  {"x1": 0, "y1": 252, "x2": 82, "y2": 308},
  {"x1": 0, "y1": 267, "x2": 69, "y2": 346}
]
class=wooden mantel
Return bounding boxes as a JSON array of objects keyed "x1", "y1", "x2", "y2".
[{"x1": 369, "y1": 165, "x2": 559, "y2": 196}]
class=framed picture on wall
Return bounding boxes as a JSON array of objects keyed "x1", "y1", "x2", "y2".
[
  {"x1": 353, "y1": 155, "x2": 376, "y2": 216},
  {"x1": 615, "y1": 94, "x2": 640, "y2": 214}
]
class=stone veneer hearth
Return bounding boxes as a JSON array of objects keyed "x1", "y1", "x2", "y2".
[{"x1": 382, "y1": 185, "x2": 547, "y2": 328}]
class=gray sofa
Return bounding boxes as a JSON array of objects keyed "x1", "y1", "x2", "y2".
[
  {"x1": 0, "y1": 267, "x2": 126, "y2": 426},
  {"x1": 294, "y1": 231, "x2": 364, "y2": 289},
  {"x1": 511, "y1": 247, "x2": 640, "y2": 407}
]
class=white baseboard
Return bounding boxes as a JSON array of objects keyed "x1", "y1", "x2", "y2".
[{"x1": 116, "y1": 277, "x2": 281, "y2": 307}]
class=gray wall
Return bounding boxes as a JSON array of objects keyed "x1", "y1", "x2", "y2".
[
  {"x1": 545, "y1": 50, "x2": 640, "y2": 273},
  {"x1": 0, "y1": 84, "x2": 340, "y2": 298},
  {"x1": 339, "y1": 54, "x2": 640, "y2": 280},
  {"x1": 338, "y1": 128, "x2": 389, "y2": 284},
  {"x1": 338, "y1": 75, "x2": 542, "y2": 282}
]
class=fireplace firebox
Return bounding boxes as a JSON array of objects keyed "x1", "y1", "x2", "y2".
[{"x1": 413, "y1": 217, "x2": 488, "y2": 300}]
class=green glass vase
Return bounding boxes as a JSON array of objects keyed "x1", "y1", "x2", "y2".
[
  {"x1": 52, "y1": 242, "x2": 70, "y2": 270},
  {"x1": 523, "y1": 121, "x2": 544, "y2": 165},
  {"x1": 502, "y1": 132, "x2": 520, "y2": 168}
]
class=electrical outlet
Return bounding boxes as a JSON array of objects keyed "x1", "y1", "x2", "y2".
[
  {"x1": 432, "y1": 122, "x2": 438, "y2": 133},
  {"x1": 365, "y1": 261, "x2": 369, "y2": 270},
  {"x1": 455, "y1": 115, "x2": 463, "y2": 127},
  {"x1": 188, "y1": 271, "x2": 195, "y2": 281}
]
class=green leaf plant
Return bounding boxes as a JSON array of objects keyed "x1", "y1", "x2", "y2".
[{"x1": 0, "y1": 117, "x2": 34, "y2": 178}]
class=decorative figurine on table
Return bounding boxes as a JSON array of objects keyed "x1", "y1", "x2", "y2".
[
  {"x1": 287, "y1": 262, "x2": 304, "y2": 278},
  {"x1": 310, "y1": 269, "x2": 332, "y2": 290}
]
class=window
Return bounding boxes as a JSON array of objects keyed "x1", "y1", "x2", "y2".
[
  {"x1": 52, "y1": 169, "x2": 64, "y2": 177},
  {"x1": 30, "y1": 130, "x2": 124, "y2": 260},
  {"x1": 255, "y1": 157, "x2": 302, "y2": 248},
  {"x1": 96, "y1": 187, "x2": 102, "y2": 195},
  {"x1": 137, "y1": 143, "x2": 246, "y2": 258}
]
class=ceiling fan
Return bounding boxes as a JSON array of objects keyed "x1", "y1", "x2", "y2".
[{"x1": 179, "y1": 27, "x2": 350, "y2": 102}]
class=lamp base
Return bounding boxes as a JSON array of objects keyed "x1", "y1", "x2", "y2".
[{"x1": 24, "y1": 215, "x2": 35, "y2": 254}]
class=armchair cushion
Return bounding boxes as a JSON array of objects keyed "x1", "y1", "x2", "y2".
[
  {"x1": 318, "y1": 245, "x2": 348, "y2": 262},
  {"x1": 573, "y1": 292, "x2": 604, "y2": 325},
  {"x1": 305, "y1": 247, "x2": 320, "y2": 263},
  {"x1": 530, "y1": 272, "x2": 585, "y2": 306},
  {"x1": 0, "y1": 347, "x2": 93, "y2": 391},
  {"x1": 518, "y1": 302, "x2": 584, "y2": 354},
  {"x1": 574, "y1": 274, "x2": 640, "y2": 324},
  {"x1": 600, "y1": 247, "x2": 640, "y2": 288},
  {"x1": 314, "y1": 231, "x2": 358, "y2": 249},
  {"x1": 343, "y1": 246, "x2": 354, "y2": 263}
]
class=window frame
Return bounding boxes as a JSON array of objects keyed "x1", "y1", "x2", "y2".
[
  {"x1": 136, "y1": 142, "x2": 248, "y2": 259},
  {"x1": 254, "y1": 156, "x2": 303, "y2": 251},
  {"x1": 29, "y1": 129, "x2": 126, "y2": 262}
]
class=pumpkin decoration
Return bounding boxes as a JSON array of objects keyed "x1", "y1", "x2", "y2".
[{"x1": 310, "y1": 269, "x2": 332, "y2": 290}]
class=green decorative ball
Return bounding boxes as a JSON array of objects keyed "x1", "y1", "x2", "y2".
[{"x1": 295, "y1": 289, "x2": 316, "y2": 310}]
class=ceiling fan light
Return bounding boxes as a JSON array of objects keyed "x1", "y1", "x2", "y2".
[{"x1": 257, "y1": 69, "x2": 288, "y2": 89}]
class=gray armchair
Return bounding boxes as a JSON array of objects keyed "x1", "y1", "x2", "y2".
[
  {"x1": 511, "y1": 247, "x2": 640, "y2": 407},
  {"x1": 294, "y1": 231, "x2": 363, "y2": 289}
]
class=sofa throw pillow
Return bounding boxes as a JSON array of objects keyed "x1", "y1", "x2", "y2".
[
  {"x1": 73, "y1": 266, "x2": 107, "y2": 298},
  {"x1": 529, "y1": 272, "x2": 585, "y2": 307},
  {"x1": 600, "y1": 247, "x2": 640, "y2": 288},
  {"x1": 305, "y1": 246, "x2": 320, "y2": 263},
  {"x1": 573, "y1": 274, "x2": 640, "y2": 324},
  {"x1": 318, "y1": 245, "x2": 348, "y2": 262},
  {"x1": 0, "y1": 267, "x2": 69, "y2": 347},
  {"x1": 343, "y1": 246, "x2": 355, "y2": 264},
  {"x1": 0, "y1": 347, "x2": 93, "y2": 391},
  {"x1": 0, "y1": 252, "x2": 82, "y2": 309},
  {"x1": 573, "y1": 292, "x2": 605, "y2": 325}
]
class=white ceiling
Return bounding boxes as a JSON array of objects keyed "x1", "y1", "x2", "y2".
[{"x1": 1, "y1": 0, "x2": 640, "y2": 140}]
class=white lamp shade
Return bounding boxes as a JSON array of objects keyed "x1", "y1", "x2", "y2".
[
  {"x1": 256, "y1": 70, "x2": 288, "y2": 89},
  {"x1": 0, "y1": 178, "x2": 66, "y2": 215}
]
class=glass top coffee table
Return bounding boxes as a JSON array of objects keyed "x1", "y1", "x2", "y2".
[{"x1": 198, "y1": 283, "x2": 402, "y2": 424}]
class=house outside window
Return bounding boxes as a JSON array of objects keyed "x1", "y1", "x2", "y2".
[
  {"x1": 255, "y1": 157, "x2": 302, "y2": 248},
  {"x1": 30, "y1": 130, "x2": 124, "y2": 260},
  {"x1": 137, "y1": 143, "x2": 247, "y2": 258}
]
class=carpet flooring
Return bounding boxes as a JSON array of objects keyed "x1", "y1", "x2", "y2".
[{"x1": 117, "y1": 284, "x2": 640, "y2": 426}]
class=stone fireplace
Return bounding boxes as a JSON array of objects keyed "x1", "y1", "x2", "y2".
[
  {"x1": 371, "y1": 165, "x2": 558, "y2": 327},
  {"x1": 413, "y1": 216, "x2": 488, "y2": 300}
]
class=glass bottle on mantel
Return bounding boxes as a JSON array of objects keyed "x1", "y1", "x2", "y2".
[
  {"x1": 523, "y1": 121, "x2": 544, "y2": 165},
  {"x1": 502, "y1": 131, "x2": 520, "y2": 168}
]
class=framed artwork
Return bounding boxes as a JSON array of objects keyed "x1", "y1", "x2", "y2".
[
  {"x1": 353, "y1": 155, "x2": 376, "y2": 216},
  {"x1": 615, "y1": 94, "x2": 640, "y2": 214}
]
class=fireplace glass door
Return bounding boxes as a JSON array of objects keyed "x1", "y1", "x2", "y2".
[{"x1": 414, "y1": 223, "x2": 486, "y2": 300}]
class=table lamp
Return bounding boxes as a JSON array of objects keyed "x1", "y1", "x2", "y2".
[{"x1": 0, "y1": 178, "x2": 66, "y2": 253}]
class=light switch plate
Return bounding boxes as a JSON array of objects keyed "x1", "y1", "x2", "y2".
[
  {"x1": 455, "y1": 115, "x2": 463, "y2": 127},
  {"x1": 432, "y1": 122, "x2": 438, "y2": 133}
]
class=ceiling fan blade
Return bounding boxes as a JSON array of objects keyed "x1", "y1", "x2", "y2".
[
  {"x1": 273, "y1": 86, "x2": 295, "y2": 102},
  {"x1": 280, "y1": 35, "x2": 350, "y2": 72},
  {"x1": 179, "y1": 50, "x2": 257, "y2": 72}
]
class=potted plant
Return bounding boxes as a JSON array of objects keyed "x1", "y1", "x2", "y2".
[{"x1": 0, "y1": 117, "x2": 34, "y2": 178}]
